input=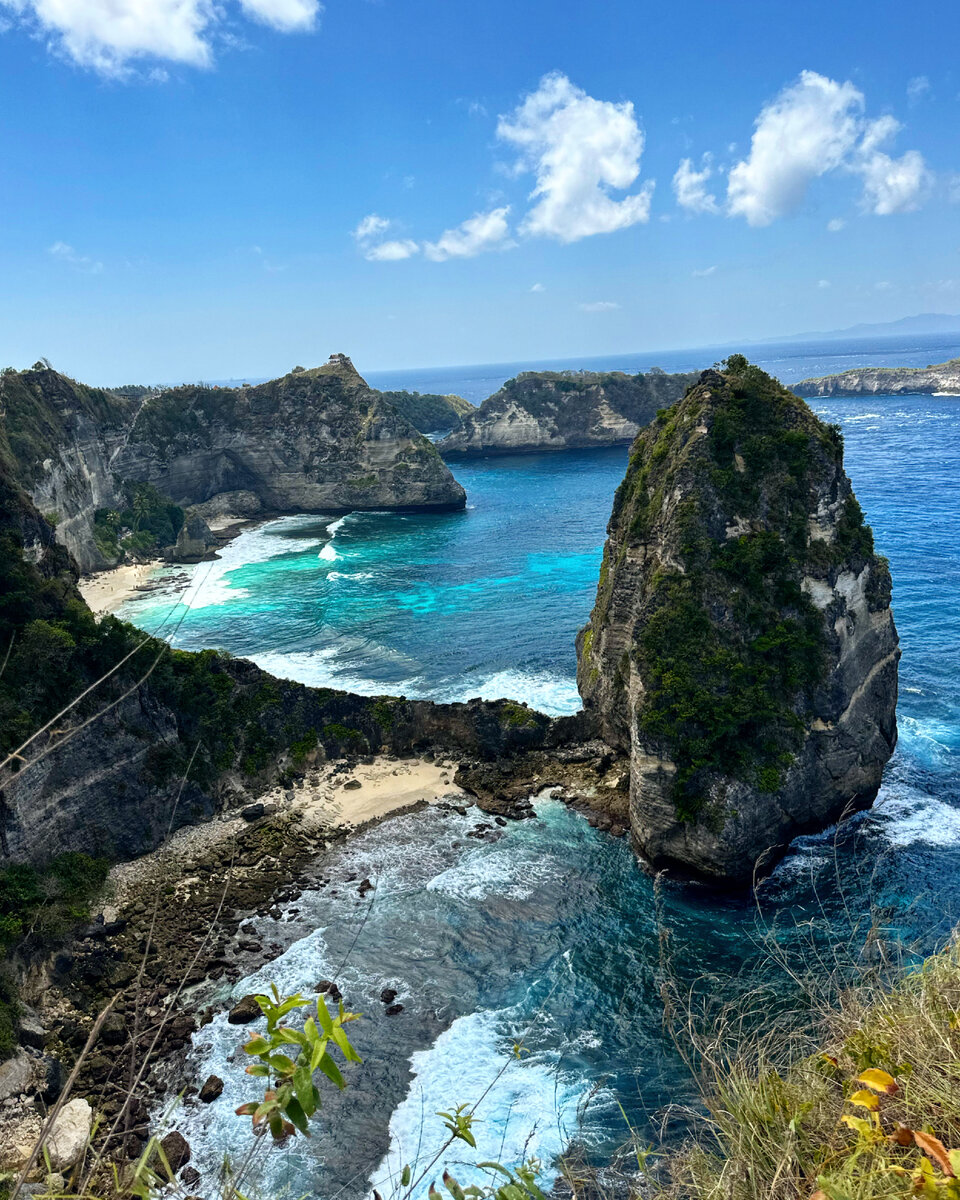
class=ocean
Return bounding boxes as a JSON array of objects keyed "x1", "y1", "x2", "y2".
[{"x1": 125, "y1": 332, "x2": 960, "y2": 1199}]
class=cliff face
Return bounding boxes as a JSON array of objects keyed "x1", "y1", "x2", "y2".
[
  {"x1": 577, "y1": 358, "x2": 899, "y2": 882},
  {"x1": 116, "y1": 356, "x2": 466, "y2": 516},
  {"x1": 0, "y1": 366, "x2": 136, "y2": 571},
  {"x1": 795, "y1": 357, "x2": 960, "y2": 397},
  {"x1": 437, "y1": 369, "x2": 697, "y2": 458}
]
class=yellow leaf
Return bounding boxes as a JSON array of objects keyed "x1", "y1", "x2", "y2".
[
  {"x1": 849, "y1": 1089, "x2": 880, "y2": 1111},
  {"x1": 857, "y1": 1068, "x2": 899, "y2": 1095},
  {"x1": 914, "y1": 1132, "x2": 955, "y2": 1177},
  {"x1": 840, "y1": 1114, "x2": 875, "y2": 1137}
]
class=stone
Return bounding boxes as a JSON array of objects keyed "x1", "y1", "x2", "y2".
[
  {"x1": 577, "y1": 361, "x2": 899, "y2": 882},
  {"x1": 181, "y1": 1165, "x2": 202, "y2": 1188},
  {"x1": 385, "y1": 1003, "x2": 404, "y2": 1016},
  {"x1": 46, "y1": 1098, "x2": 93, "y2": 1171},
  {"x1": 240, "y1": 803, "x2": 266, "y2": 821},
  {"x1": 227, "y1": 995, "x2": 263, "y2": 1024},
  {"x1": 0, "y1": 1052, "x2": 34, "y2": 1102},
  {"x1": 199, "y1": 1075, "x2": 224, "y2": 1103},
  {"x1": 379, "y1": 988, "x2": 398, "y2": 1005},
  {"x1": 159, "y1": 1130, "x2": 191, "y2": 1173},
  {"x1": 17, "y1": 1009, "x2": 47, "y2": 1051},
  {"x1": 342, "y1": 779, "x2": 362, "y2": 790},
  {"x1": 315, "y1": 980, "x2": 342, "y2": 1002}
]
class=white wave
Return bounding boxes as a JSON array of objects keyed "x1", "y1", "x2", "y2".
[
  {"x1": 370, "y1": 1007, "x2": 584, "y2": 1200},
  {"x1": 248, "y1": 641, "x2": 419, "y2": 695},
  {"x1": 427, "y1": 844, "x2": 561, "y2": 902},
  {"x1": 432, "y1": 669, "x2": 582, "y2": 717},
  {"x1": 319, "y1": 514, "x2": 349, "y2": 561},
  {"x1": 871, "y1": 787, "x2": 960, "y2": 848},
  {"x1": 897, "y1": 715, "x2": 958, "y2": 765}
]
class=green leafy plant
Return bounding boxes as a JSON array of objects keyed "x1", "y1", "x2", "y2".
[{"x1": 235, "y1": 985, "x2": 362, "y2": 1139}]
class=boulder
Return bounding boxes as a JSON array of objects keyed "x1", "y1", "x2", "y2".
[
  {"x1": 199, "y1": 1075, "x2": 224, "y2": 1103},
  {"x1": 159, "y1": 1130, "x2": 191, "y2": 1173},
  {"x1": 0, "y1": 1051, "x2": 34, "y2": 1101},
  {"x1": 46, "y1": 1098, "x2": 93, "y2": 1172},
  {"x1": 227, "y1": 995, "x2": 263, "y2": 1024}
]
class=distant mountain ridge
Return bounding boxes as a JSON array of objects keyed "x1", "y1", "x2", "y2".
[{"x1": 770, "y1": 313, "x2": 960, "y2": 343}]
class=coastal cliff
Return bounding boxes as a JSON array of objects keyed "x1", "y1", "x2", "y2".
[
  {"x1": 115, "y1": 355, "x2": 466, "y2": 517},
  {"x1": 795, "y1": 356, "x2": 960, "y2": 397},
  {"x1": 0, "y1": 356, "x2": 465, "y2": 572},
  {"x1": 0, "y1": 365, "x2": 137, "y2": 571},
  {"x1": 577, "y1": 357, "x2": 899, "y2": 882},
  {"x1": 437, "y1": 368, "x2": 697, "y2": 457}
]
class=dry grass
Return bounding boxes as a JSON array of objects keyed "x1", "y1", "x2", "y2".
[{"x1": 657, "y1": 941, "x2": 960, "y2": 1200}]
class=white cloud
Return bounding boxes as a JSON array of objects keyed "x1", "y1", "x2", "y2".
[
  {"x1": 422, "y1": 206, "x2": 513, "y2": 262},
  {"x1": 497, "y1": 72, "x2": 653, "y2": 242},
  {"x1": 907, "y1": 75, "x2": 930, "y2": 104},
  {"x1": 673, "y1": 155, "x2": 718, "y2": 214},
  {"x1": 724, "y1": 70, "x2": 931, "y2": 225},
  {"x1": 364, "y1": 239, "x2": 419, "y2": 262},
  {"x1": 818, "y1": 278, "x2": 831, "y2": 288},
  {"x1": 855, "y1": 116, "x2": 931, "y2": 215},
  {"x1": 579, "y1": 300, "x2": 619, "y2": 312},
  {"x1": 875, "y1": 280, "x2": 893, "y2": 290},
  {"x1": 692, "y1": 265, "x2": 717, "y2": 278},
  {"x1": 0, "y1": 0, "x2": 319, "y2": 74},
  {"x1": 530, "y1": 282, "x2": 545, "y2": 292},
  {"x1": 353, "y1": 214, "x2": 391, "y2": 242},
  {"x1": 352, "y1": 215, "x2": 419, "y2": 261},
  {"x1": 949, "y1": 175, "x2": 960, "y2": 204},
  {"x1": 237, "y1": 0, "x2": 318, "y2": 30},
  {"x1": 47, "y1": 241, "x2": 103, "y2": 274},
  {"x1": 727, "y1": 71, "x2": 864, "y2": 226},
  {"x1": 827, "y1": 217, "x2": 846, "y2": 232}
]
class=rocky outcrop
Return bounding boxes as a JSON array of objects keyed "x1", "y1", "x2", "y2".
[
  {"x1": 437, "y1": 368, "x2": 697, "y2": 457},
  {"x1": 577, "y1": 357, "x2": 899, "y2": 882},
  {"x1": 0, "y1": 366, "x2": 136, "y2": 571},
  {"x1": 379, "y1": 389, "x2": 474, "y2": 434},
  {"x1": 795, "y1": 357, "x2": 960, "y2": 397},
  {"x1": 115, "y1": 355, "x2": 466, "y2": 516}
]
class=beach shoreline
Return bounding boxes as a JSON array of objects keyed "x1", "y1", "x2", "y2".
[{"x1": 77, "y1": 514, "x2": 256, "y2": 615}]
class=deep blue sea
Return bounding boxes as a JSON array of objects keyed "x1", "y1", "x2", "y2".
[{"x1": 129, "y1": 332, "x2": 960, "y2": 1200}]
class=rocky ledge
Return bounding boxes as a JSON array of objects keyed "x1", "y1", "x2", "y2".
[
  {"x1": 437, "y1": 367, "x2": 697, "y2": 458},
  {"x1": 794, "y1": 356, "x2": 960, "y2": 397},
  {"x1": 577, "y1": 356, "x2": 900, "y2": 882}
]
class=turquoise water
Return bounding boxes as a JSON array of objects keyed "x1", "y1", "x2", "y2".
[{"x1": 132, "y1": 338, "x2": 960, "y2": 1199}]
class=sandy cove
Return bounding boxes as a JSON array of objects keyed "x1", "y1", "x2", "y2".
[
  {"x1": 76, "y1": 515, "x2": 254, "y2": 615},
  {"x1": 106, "y1": 753, "x2": 467, "y2": 907},
  {"x1": 78, "y1": 559, "x2": 165, "y2": 615}
]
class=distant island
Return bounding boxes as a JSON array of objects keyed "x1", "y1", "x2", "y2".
[
  {"x1": 771, "y1": 311, "x2": 960, "y2": 343},
  {"x1": 794, "y1": 355, "x2": 960, "y2": 397}
]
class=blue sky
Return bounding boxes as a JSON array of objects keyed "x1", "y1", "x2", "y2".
[{"x1": 0, "y1": 0, "x2": 957, "y2": 383}]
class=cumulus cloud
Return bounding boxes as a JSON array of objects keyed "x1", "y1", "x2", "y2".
[
  {"x1": 0, "y1": 0, "x2": 320, "y2": 74},
  {"x1": 673, "y1": 155, "x2": 718, "y2": 214},
  {"x1": 422, "y1": 206, "x2": 513, "y2": 261},
  {"x1": 47, "y1": 241, "x2": 103, "y2": 274},
  {"x1": 855, "y1": 116, "x2": 931, "y2": 214},
  {"x1": 497, "y1": 72, "x2": 653, "y2": 242},
  {"x1": 720, "y1": 70, "x2": 931, "y2": 225},
  {"x1": 352, "y1": 214, "x2": 419, "y2": 262},
  {"x1": 579, "y1": 300, "x2": 619, "y2": 312},
  {"x1": 727, "y1": 71, "x2": 864, "y2": 226}
]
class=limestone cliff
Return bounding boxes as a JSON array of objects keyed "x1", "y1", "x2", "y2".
[
  {"x1": 437, "y1": 368, "x2": 697, "y2": 458},
  {"x1": 577, "y1": 357, "x2": 899, "y2": 882},
  {"x1": 0, "y1": 365, "x2": 135, "y2": 571},
  {"x1": 795, "y1": 357, "x2": 960, "y2": 397},
  {"x1": 115, "y1": 355, "x2": 466, "y2": 515},
  {"x1": 379, "y1": 389, "x2": 474, "y2": 434}
]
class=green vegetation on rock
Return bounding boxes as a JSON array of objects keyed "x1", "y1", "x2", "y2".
[{"x1": 380, "y1": 389, "x2": 473, "y2": 433}]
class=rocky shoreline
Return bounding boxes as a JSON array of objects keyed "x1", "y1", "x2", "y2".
[{"x1": 1, "y1": 740, "x2": 628, "y2": 1190}]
